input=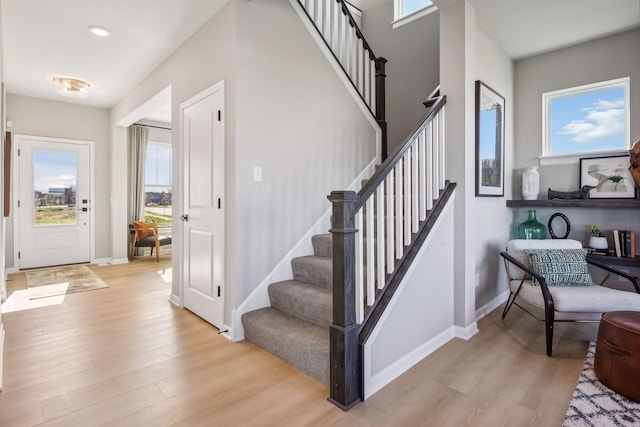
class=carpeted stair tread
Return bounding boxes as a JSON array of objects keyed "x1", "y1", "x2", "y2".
[
  {"x1": 292, "y1": 255, "x2": 332, "y2": 289},
  {"x1": 242, "y1": 307, "x2": 329, "y2": 385},
  {"x1": 311, "y1": 233, "x2": 332, "y2": 258},
  {"x1": 269, "y1": 280, "x2": 332, "y2": 327}
]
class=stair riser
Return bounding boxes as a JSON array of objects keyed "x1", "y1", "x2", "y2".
[
  {"x1": 269, "y1": 281, "x2": 332, "y2": 328},
  {"x1": 292, "y1": 256, "x2": 332, "y2": 289}
]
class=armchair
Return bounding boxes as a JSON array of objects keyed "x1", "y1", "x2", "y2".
[
  {"x1": 501, "y1": 239, "x2": 640, "y2": 356},
  {"x1": 129, "y1": 220, "x2": 172, "y2": 262}
]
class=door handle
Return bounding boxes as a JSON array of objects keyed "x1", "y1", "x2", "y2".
[{"x1": 180, "y1": 214, "x2": 189, "y2": 222}]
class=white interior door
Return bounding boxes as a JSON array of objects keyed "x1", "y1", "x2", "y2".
[
  {"x1": 181, "y1": 82, "x2": 225, "y2": 329},
  {"x1": 16, "y1": 135, "x2": 92, "y2": 269}
]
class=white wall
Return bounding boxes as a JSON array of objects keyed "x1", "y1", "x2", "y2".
[
  {"x1": 364, "y1": 196, "x2": 455, "y2": 398},
  {"x1": 473, "y1": 28, "x2": 513, "y2": 311},
  {"x1": 4, "y1": 94, "x2": 111, "y2": 267},
  {"x1": 513, "y1": 29, "x2": 640, "y2": 251},
  {"x1": 358, "y1": 0, "x2": 440, "y2": 152}
]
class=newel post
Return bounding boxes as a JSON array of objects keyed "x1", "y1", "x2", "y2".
[
  {"x1": 375, "y1": 57, "x2": 388, "y2": 161},
  {"x1": 327, "y1": 190, "x2": 361, "y2": 410}
]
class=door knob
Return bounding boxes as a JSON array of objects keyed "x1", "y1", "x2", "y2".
[{"x1": 180, "y1": 214, "x2": 189, "y2": 222}]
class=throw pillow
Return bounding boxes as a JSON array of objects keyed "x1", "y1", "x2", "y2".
[
  {"x1": 133, "y1": 220, "x2": 157, "y2": 239},
  {"x1": 524, "y1": 248, "x2": 594, "y2": 286}
]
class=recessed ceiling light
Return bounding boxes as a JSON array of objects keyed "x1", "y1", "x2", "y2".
[
  {"x1": 88, "y1": 25, "x2": 111, "y2": 37},
  {"x1": 52, "y1": 77, "x2": 91, "y2": 98}
]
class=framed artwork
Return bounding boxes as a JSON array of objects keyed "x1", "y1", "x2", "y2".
[
  {"x1": 475, "y1": 80, "x2": 505, "y2": 196},
  {"x1": 579, "y1": 154, "x2": 635, "y2": 199}
]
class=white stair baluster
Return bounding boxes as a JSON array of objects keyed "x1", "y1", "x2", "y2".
[
  {"x1": 394, "y1": 161, "x2": 403, "y2": 259},
  {"x1": 385, "y1": 172, "x2": 395, "y2": 274},
  {"x1": 376, "y1": 182, "x2": 385, "y2": 289},
  {"x1": 365, "y1": 196, "x2": 375, "y2": 306},
  {"x1": 355, "y1": 209, "x2": 364, "y2": 321}
]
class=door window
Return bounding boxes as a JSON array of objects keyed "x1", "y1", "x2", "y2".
[{"x1": 33, "y1": 150, "x2": 78, "y2": 226}]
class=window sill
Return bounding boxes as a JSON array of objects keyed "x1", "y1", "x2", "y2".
[
  {"x1": 538, "y1": 149, "x2": 629, "y2": 166},
  {"x1": 392, "y1": 5, "x2": 438, "y2": 29}
]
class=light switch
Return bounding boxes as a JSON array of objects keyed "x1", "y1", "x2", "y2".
[{"x1": 254, "y1": 166, "x2": 262, "y2": 182}]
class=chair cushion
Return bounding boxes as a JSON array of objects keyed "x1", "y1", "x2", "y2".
[
  {"x1": 136, "y1": 235, "x2": 172, "y2": 247},
  {"x1": 509, "y1": 279, "x2": 640, "y2": 314},
  {"x1": 524, "y1": 248, "x2": 593, "y2": 286},
  {"x1": 506, "y1": 239, "x2": 582, "y2": 280}
]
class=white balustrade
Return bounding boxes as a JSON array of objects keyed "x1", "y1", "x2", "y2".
[{"x1": 352, "y1": 105, "x2": 446, "y2": 324}]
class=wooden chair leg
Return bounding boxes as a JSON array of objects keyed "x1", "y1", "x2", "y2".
[{"x1": 155, "y1": 240, "x2": 160, "y2": 262}]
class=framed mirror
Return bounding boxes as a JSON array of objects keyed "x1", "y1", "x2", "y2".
[{"x1": 475, "y1": 80, "x2": 505, "y2": 197}]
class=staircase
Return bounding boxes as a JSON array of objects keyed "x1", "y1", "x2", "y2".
[
  {"x1": 241, "y1": 234, "x2": 332, "y2": 385},
  {"x1": 242, "y1": 0, "x2": 451, "y2": 411}
]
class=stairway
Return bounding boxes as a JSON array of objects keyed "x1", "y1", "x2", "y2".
[{"x1": 241, "y1": 233, "x2": 333, "y2": 385}]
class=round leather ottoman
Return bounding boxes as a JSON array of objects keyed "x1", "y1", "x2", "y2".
[{"x1": 594, "y1": 311, "x2": 640, "y2": 402}]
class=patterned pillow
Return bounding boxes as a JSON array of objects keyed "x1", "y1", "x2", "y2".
[{"x1": 524, "y1": 248, "x2": 594, "y2": 286}]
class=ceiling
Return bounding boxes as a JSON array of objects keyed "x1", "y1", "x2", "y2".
[
  {"x1": 468, "y1": 0, "x2": 640, "y2": 60},
  {"x1": 1, "y1": 0, "x2": 229, "y2": 121},
  {"x1": 1, "y1": 0, "x2": 638, "y2": 120}
]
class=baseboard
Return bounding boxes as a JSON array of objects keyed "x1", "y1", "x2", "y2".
[
  {"x1": 5, "y1": 267, "x2": 17, "y2": 275},
  {"x1": 365, "y1": 327, "x2": 456, "y2": 399},
  {"x1": 110, "y1": 258, "x2": 129, "y2": 265},
  {"x1": 219, "y1": 324, "x2": 234, "y2": 342},
  {"x1": 169, "y1": 293, "x2": 181, "y2": 307},
  {"x1": 454, "y1": 322, "x2": 479, "y2": 340},
  {"x1": 475, "y1": 290, "x2": 509, "y2": 321},
  {"x1": 92, "y1": 257, "x2": 111, "y2": 266},
  {"x1": 0, "y1": 323, "x2": 4, "y2": 391}
]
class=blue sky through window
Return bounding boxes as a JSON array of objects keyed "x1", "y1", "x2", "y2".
[
  {"x1": 403, "y1": 0, "x2": 433, "y2": 16},
  {"x1": 33, "y1": 150, "x2": 77, "y2": 193},
  {"x1": 145, "y1": 142, "x2": 172, "y2": 193},
  {"x1": 549, "y1": 87, "x2": 626, "y2": 155}
]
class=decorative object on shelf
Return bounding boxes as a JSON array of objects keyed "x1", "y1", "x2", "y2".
[
  {"x1": 518, "y1": 209, "x2": 547, "y2": 240},
  {"x1": 548, "y1": 212, "x2": 570, "y2": 239},
  {"x1": 588, "y1": 224, "x2": 608, "y2": 249},
  {"x1": 629, "y1": 140, "x2": 640, "y2": 188},
  {"x1": 580, "y1": 154, "x2": 636, "y2": 199},
  {"x1": 474, "y1": 80, "x2": 505, "y2": 197},
  {"x1": 548, "y1": 185, "x2": 594, "y2": 200},
  {"x1": 522, "y1": 166, "x2": 540, "y2": 200}
]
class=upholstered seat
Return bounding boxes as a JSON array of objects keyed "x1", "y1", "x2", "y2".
[{"x1": 501, "y1": 239, "x2": 640, "y2": 355}]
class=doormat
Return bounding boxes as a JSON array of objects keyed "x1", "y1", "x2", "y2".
[
  {"x1": 26, "y1": 265, "x2": 108, "y2": 299},
  {"x1": 564, "y1": 341, "x2": 640, "y2": 426}
]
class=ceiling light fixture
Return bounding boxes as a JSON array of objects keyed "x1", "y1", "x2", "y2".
[
  {"x1": 88, "y1": 25, "x2": 111, "y2": 37},
  {"x1": 52, "y1": 77, "x2": 91, "y2": 98}
]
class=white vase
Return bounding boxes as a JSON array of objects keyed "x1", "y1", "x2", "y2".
[
  {"x1": 589, "y1": 236, "x2": 608, "y2": 249},
  {"x1": 522, "y1": 166, "x2": 540, "y2": 200}
]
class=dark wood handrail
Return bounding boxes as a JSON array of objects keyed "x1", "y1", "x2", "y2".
[
  {"x1": 295, "y1": 0, "x2": 388, "y2": 158},
  {"x1": 355, "y1": 92, "x2": 446, "y2": 211}
]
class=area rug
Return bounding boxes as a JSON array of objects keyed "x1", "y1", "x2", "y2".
[
  {"x1": 26, "y1": 265, "x2": 108, "y2": 299},
  {"x1": 564, "y1": 341, "x2": 640, "y2": 426}
]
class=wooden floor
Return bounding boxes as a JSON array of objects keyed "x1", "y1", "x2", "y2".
[{"x1": 0, "y1": 257, "x2": 596, "y2": 426}]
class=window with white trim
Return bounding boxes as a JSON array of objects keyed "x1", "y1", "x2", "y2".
[
  {"x1": 394, "y1": 0, "x2": 434, "y2": 20},
  {"x1": 144, "y1": 141, "x2": 172, "y2": 227},
  {"x1": 542, "y1": 77, "x2": 630, "y2": 158}
]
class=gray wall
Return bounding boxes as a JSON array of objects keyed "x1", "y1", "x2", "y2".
[
  {"x1": 513, "y1": 28, "x2": 640, "y2": 251},
  {"x1": 5, "y1": 94, "x2": 111, "y2": 267},
  {"x1": 111, "y1": 0, "x2": 377, "y2": 326},
  {"x1": 234, "y1": 0, "x2": 376, "y2": 306},
  {"x1": 473, "y1": 28, "x2": 514, "y2": 311},
  {"x1": 358, "y1": 0, "x2": 440, "y2": 152},
  {"x1": 514, "y1": 29, "x2": 640, "y2": 194}
]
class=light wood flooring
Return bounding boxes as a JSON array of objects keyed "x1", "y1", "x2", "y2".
[{"x1": 0, "y1": 257, "x2": 596, "y2": 426}]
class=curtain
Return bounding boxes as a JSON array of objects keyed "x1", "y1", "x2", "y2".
[{"x1": 128, "y1": 125, "x2": 149, "y2": 223}]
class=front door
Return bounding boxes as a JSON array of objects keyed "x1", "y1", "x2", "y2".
[
  {"x1": 16, "y1": 135, "x2": 92, "y2": 269},
  {"x1": 180, "y1": 81, "x2": 225, "y2": 329}
]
